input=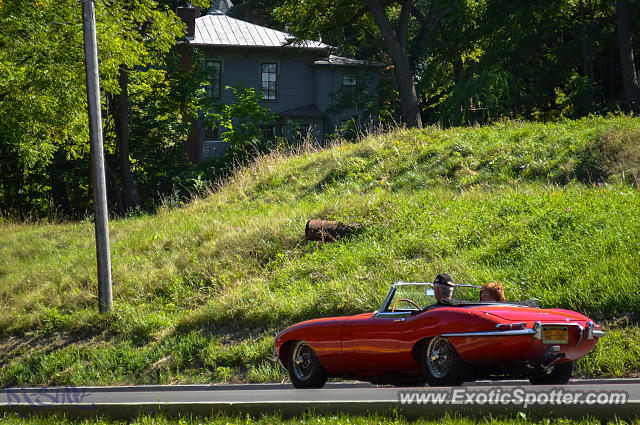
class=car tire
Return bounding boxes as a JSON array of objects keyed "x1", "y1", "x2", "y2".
[
  {"x1": 529, "y1": 361, "x2": 573, "y2": 385},
  {"x1": 420, "y1": 337, "x2": 465, "y2": 386},
  {"x1": 287, "y1": 341, "x2": 328, "y2": 389}
]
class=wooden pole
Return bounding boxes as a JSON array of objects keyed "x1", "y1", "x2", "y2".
[{"x1": 82, "y1": 0, "x2": 113, "y2": 312}]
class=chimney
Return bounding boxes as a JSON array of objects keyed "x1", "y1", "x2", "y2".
[{"x1": 176, "y1": 6, "x2": 200, "y2": 37}]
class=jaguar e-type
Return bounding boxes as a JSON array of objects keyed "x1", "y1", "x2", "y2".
[{"x1": 274, "y1": 282, "x2": 604, "y2": 388}]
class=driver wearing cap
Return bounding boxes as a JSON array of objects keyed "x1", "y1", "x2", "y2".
[{"x1": 432, "y1": 273, "x2": 455, "y2": 303}]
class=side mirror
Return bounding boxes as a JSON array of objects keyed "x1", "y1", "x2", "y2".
[{"x1": 426, "y1": 289, "x2": 434, "y2": 297}]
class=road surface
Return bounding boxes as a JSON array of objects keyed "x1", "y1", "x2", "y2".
[{"x1": 1, "y1": 379, "x2": 638, "y2": 420}]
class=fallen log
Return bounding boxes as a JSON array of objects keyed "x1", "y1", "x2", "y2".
[{"x1": 305, "y1": 219, "x2": 362, "y2": 242}]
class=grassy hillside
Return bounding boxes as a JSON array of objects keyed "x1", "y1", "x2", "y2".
[{"x1": 1, "y1": 116, "x2": 640, "y2": 385}]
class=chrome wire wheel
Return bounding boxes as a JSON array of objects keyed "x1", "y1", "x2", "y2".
[
  {"x1": 426, "y1": 337, "x2": 454, "y2": 379},
  {"x1": 292, "y1": 341, "x2": 314, "y2": 381}
]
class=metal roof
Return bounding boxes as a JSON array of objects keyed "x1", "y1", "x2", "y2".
[
  {"x1": 313, "y1": 55, "x2": 386, "y2": 67},
  {"x1": 189, "y1": 13, "x2": 327, "y2": 50}
]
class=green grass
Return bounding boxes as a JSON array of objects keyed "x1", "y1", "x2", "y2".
[
  {"x1": 1, "y1": 412, "x2": 638, "y2": 425},
  {"x1": 1, "y1": 115, "x2": 640, "y2": 385}
]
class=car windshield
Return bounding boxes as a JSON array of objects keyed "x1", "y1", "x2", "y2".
[{"x1": 381, "y1": 282, "x2": 481, "y2": 312}]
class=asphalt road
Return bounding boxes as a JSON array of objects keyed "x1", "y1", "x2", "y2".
[{"x1": 1, "y1": 380, "x2": 639, "y2": 420}]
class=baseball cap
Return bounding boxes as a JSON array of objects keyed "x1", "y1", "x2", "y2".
[{"x1": 433, "y1": 273, "x2": 454, "y2": 287}]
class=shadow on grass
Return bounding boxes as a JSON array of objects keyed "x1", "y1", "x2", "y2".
[{"x1": 172, "y1": 301, "x2": 362, "y2": 338}]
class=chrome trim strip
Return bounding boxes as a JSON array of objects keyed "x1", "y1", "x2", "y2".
[
  {"x1": 394, "y1": 281, "x2": 433, "y2": 287},
  {"x1": 373, "y1": 311, "x2": 413, "y2": 318},
  {"x1": 393, "y1": 281, "x2": 481, "y2": 289},
  {"x1": 443, "y1": 322, "x2": 592, "y2": 339},
  {"x1": 538, "y1": 322, "x2": 583, "y2": 327},
  {"x1": 586, "y1": 321, "x2": 594, "y2": 339},
  {"x1": 441, "y1": 329, "x2": 537, "y2": 337},
  {"x1": 533, "y1": 321, "x2": 542, "y2": 340},
  {"x1": 379, "y1": 286, "x2": 397, "y2": 313},
  {"x1": 577, "y1": 325, "x2": 584, "y2": 345}
]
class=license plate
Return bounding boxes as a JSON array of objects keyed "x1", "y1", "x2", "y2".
[{"x1": 542, "y1": 326, "x2": 568, "y2": 344}]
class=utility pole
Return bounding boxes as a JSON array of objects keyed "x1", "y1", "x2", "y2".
[{"x1": 81, "y1": 0, "x2": 113, "y2": 312}]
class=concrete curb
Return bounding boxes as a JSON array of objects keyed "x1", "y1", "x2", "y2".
[{"x1": 1, "y1": 382, "x2": 375, "y2": 393}]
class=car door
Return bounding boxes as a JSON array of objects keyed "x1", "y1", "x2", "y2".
[{"x1": 339, "y1": 311, "x2": 411, "y2": 375}]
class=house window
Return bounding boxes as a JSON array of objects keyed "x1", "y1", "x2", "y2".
[
  {"x1": 204, "y1": 122, "x2": 219, "y2": 140},
  {"x1": 261, "y1": 63, "x2": 277, "y2": 100},
  {"x1": 206, "y1": 60, "x2": 221, "y2": 99},
  {"x1": 342, "y1": 72, "x2": 357, "y2": 87},
  {"x1": 260, "y1": 124, "x2": 276, "y2": 140}
]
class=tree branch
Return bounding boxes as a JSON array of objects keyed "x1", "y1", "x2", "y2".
[
  {"x1": 397, "y1": 0, "x2": 413, "y2": 50},
  {"x1": 430, "y1": 0, "x2": 459, "y2": 30},
  {"x1": 410, "y1": 4, "x2": 427, "y2": 27},
  {"x1": 344, "y1": 6, "x2": 370, "y2": 27},
  {"x1": 410, "y1": 0, "x2": 460, "y2": 67}
]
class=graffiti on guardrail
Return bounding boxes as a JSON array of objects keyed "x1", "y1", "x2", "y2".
[{"x1": 3, "y1": 386, "x2": 95, "y2": 416}]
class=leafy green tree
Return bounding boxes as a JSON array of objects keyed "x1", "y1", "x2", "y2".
[
  {"x1": 275, "y1": 0, "x2": 460, "y2": 129},
  {"x1": 204, "y1": 85, "x2": 277, "y2": 160},
  {"x1": 0, "y1": 0, "x2": 209, "y2": 218},
  {"x1": 419, "y1": 0, "x2": 629, "y2": 124},
  {"x1": 229, "y1": 0, "x2": 285, "y2": 29},
  {"x1": 0, "y1": 0, "x2": 90, "y2": 217}
]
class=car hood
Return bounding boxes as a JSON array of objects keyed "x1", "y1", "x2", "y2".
[{"x1": 469, "y1": 305, "x2": 590, "y2": 322}]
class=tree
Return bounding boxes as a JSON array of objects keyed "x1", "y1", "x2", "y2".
[
  {"x1": 275, "y1": 0, "x2": 460, "y2": 129},
  {"x1": 97, "y1": 0, "x2": 192, "y2": 214},
  {"x1": 111, "y1": 66, "x2": 141, "y2": 213},
  {"x1": 229, "y1": 0, "x2": 285, "y2": 29},
  {"x1": 615, "y1": 0, "x2": 640, "y2": 105},
  {"x1": 0, "y1": 0, "x2": 90, "y2": 217},
  {"x1": 0, "y1": 0, "x2": 208, "y2": 218},
  {"x1": 205, "y1": 85, "x2": 277, "y2": 160},
  {"x1": 421, "y1": 0, "x2": 618, "y2": 124}
]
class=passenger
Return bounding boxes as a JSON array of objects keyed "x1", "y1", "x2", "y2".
[
  {"x1": 480, "y1": 281, "x2": 506, "y2": 302},
  {"x1": 433, "y1": 273, "x2": 455, "y2": 302}
]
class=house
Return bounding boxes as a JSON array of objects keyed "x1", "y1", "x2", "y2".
[{"x1": 177, "y1": 1, "x2": 383, "y2": 163}]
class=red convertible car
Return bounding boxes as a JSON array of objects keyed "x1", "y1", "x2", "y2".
[{"x1": 274, "y1": 282, "x2": 605, "y2": 388}]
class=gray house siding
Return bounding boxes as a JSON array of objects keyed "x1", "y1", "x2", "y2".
[
  {"x1": 197, "y1": 49, "x2": 382, "y2": 159},
  {"x1": 313, "y1": 67, "x2": 332, "y2": 112},
  {"x1": 183, "y1": 9, "x2": 383, "y2": 162},
  {"x1": 198, "y1": 48, "x2": 328, "y2": 158},
  {"x1": 203, "y1": 48, "x2": 320, "y2": 114},
  {"x1": 313, "y1": 66, "x2": 381, "y2": 134}
]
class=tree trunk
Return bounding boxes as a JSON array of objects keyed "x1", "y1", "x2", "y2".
[
  {"x1": 616, "y1": 0, "x2": 640, "y2": 104},
  {"x1": 113, "y1": 65, "x2": 140, "y2": 212},
  {"x1": 364, "y1": 0, "x2": 422, "y2": 128},
  {"x1": 105, "y1": 162, "x2": 125, "y2": 217},
  {"x1": 579, "y1": 0, "x2": 594, "y2": 80},
  {"x1": 50, "y1": 147, "x2": 72, "y2": 217}
]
